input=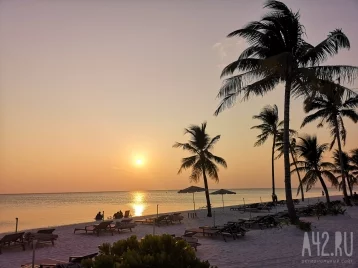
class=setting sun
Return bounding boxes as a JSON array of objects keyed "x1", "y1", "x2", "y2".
[{"x1": 135, "y1": 159, "x2": 143, "y2": 165}]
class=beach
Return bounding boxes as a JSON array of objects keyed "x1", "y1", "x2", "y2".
[{"x1": 1, "y1": 195, "x2": 357, "y2": 268}]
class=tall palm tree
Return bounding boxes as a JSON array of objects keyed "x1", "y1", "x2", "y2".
[
  {"x1": 173, "y1": 122, "x2": 227, "y2": 217},
  {"x1": 350, "y1": 149, "x2": 358, "y2": 178},
  {"x1": 301, "y1": 88, "x2": 358, "y2": 204},
  {"x1": 214, "y1": 0, "x2": 356, "y2": 221},
  {"x1": 292, "y1": 135, "x2": 337, "y2": 203},
  {"x1": 332, "y1": 150, "x2": 355, "y2": 196},
  {"x1": 251, "y1": 104, "x2": 282, "y2": 199},
  {"x1": 276, "y1": 135, "x2": 304, "y2": 201}
]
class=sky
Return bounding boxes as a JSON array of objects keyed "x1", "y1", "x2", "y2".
[{"x1": 0, "y1": 0, "x2": 357, "y2": 194}]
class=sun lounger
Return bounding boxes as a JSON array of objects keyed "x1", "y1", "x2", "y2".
[
  {"x1": 69, "y1": 252, "x2": 98, "y2": 263},
  {"x1": 25, "y1": 232, "x2": 59, "y2": 248},
  {"x1": 74, "y1": 220, "x2": 113, "y2": 236},
  {"x1": 37, "y1": 228, "x2": 56, "y2": 234},
  {"x1": 168, "y1": 213, "x2": 184, "y2": 223},
  {"x1": 21, "y1": 253, "x2": 98, "y2": 268},
  {"x1": 21, "y1": 258, "x2": 68, "y2": 268},
  {"x1": 110, "y1": 220, "x2": 136, "y2": 233},
  {"x1": 135, "y1": 215, "x2": 172, "y2": 226},
  {"x1": 124, "y1": 210, "x2": 131, "y2": 218},
  {"x1": 175, "y1": 236, "x2": 201, "y2": 251},
  {"x1": 0, "y1": 232, "x2": 25, "y2": 254}
]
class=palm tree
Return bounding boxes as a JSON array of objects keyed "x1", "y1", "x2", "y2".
[
  {"x1": 251, "y1": 104, "x2": 282, "y2": 199},
  {"x1": 332, "y1": 150, "x2": 355, "y2": 196},
  {"x1": 301, "y1": 88, "x2": 358, "y2": 204},
  {"x1": 214, "y1": 0, "x2": 356, "y2": 221},
  {"x1": 276, "y1": 135, "x2": 304, "y2": 201},
  {"x1": 173, "y1": 122, "x2": 227, "y2": 217},
  {"x1": 292, "y1": 135, "x2": 337, "y2": 203},
  {"x1": 350, "y1": 149, "x2": 358, "y2": 178}
]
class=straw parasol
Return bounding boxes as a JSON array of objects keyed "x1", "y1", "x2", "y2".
[
  {"x1": 178, "y1": 186, "x2": 205, "y2": 212},
  {"x1": 210, "y1": 189, "x2": 236, "y2": 209}
]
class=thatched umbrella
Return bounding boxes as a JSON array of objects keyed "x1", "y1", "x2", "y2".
[
  {"x1": 178, "y1": 186, "x2": 205, "y2": 212},
  {"x1": 211, "y1": 189, "x2": 236, "y2": 209}
]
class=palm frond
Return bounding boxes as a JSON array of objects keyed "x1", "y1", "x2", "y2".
[
  {"x1": 206, "y1": 151, "x2": 227, "y2": 168},
  {"x1": 178, "y1": 156, "x2": 198, "y2": 174},
  {"x1": 301, "y1": 29, "x2": 350, "y2": 66}
]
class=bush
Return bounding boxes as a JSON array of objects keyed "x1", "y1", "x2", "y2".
[
  {"x1": 295, "y1": 220, "x2": 312, "y2": 232},
  {"x1": 83, "y1": 234, "x2": 217, "y2": 268},
  {"x1": 328, "y1": 204, "x2": 346, "y2": 215}
]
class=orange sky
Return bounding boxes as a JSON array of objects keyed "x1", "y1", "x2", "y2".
[{"x1": 0, "y1": 0, "x2": 357, "y2": 194}]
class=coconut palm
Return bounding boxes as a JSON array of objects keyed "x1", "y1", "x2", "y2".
[
  {"x1": 350, "y1": 149, "x2": 358, "y2": 177},
  {"x1": 251, "y1": 104, "x2": 282, "y2": 198},
  {"x1": 276, "y1": 135, "x2": 304, "y2": 201},
  {"x1": 214, "y1": 0, "x2": 357, "y2": 221},
  {"x1": 332, "y1": 150, "x2": 355, "y2": 197},
  {"x1": 301, "y1": 87, "x2": 358, "y2": 204},
  {"x1": 292, "y1": 135, "x2": 337, "y2": 203},
  {"x1": 173, "y1": 122, "x2": 227, "y2": 217}
]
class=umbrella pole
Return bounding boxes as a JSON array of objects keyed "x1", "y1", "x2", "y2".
[
  {"x1": 193, "y1": 192, "x2": 195, "y2": 213},
  {"x1": 222, "y1": 194, "x2": 224, "y2": 210}
]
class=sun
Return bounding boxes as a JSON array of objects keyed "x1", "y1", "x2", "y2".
[{"x1": 135, "y1": 159, "x2": 143, "y2": 166}]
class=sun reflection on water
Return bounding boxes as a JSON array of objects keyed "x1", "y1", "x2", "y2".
[{"x1": 131, "y1": 192, "x2": 147, "y2": 216}]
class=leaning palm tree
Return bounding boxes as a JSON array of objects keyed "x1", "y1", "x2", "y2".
[
  {"x1": 173, "y1": 122, "x2": 227, "y2": 217},
  {"x1": 214, "y1": 0, "x2": 357, "y2": 221},
  {"x1": 332, "y1": 150, "x2": 355, "y2": 197},
  {"x1": 292, "y1": 135, "x2": 337, "y2": 203},
  {"x1": 301, "y1": 87, "x2": 358, "y2": 204},
  {"x1": 251, "y1": 104, "x2": 282, "y2": 199},
  {"x1": 276, "y1": 135, "x2": 304, "y2": 201}
]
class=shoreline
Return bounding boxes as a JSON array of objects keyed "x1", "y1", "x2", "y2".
[{"x1": 0, "y1": 194, "x2": 341, "y2": 236}]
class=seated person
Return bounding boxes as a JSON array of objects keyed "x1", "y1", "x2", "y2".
[{"x1": 95, "y1": 211, "x2": 103, "y2": 220}]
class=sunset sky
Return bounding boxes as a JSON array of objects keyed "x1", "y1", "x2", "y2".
[{"x1": 1, "y1": 0, "x2": 357, "y2": 194}]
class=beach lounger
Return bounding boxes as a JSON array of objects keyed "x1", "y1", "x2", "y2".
[
  {"x1": 69, "y1": 252, "x2": 98, "y2": 263},
  {"x1": 73, "y1": 220, "x2": 113, "y2": 236},
  {"x1": 110, "y1": 220, "x2": 136, "y2": 233},
  {"x1": 21, "y1": 258, "x2": 68, "y2": 268},
  {"x1": 0, "y1": 232, "x2": 25, "y2": 254},
  {"x1": 124, "y1": 210, "x2": 131, "y2": 218},
  {"x1": 168, "y1": 213, "x2": 184, "y2": 223},
  {"x1": 21, "y1": 253, "x2": 98, "y2": 268},
  {"x1": 175, "y1": 236, "x2": 201, "y2": 251},
  {"x1": 135, "y1": 215, "x2": 172, "y2": 226},
  {"x1": 25, "y1": 232, "x2": 59, "y2": 248},
  {"x1": 37, "y1": 228, "x2": 56, "y2": 234}
]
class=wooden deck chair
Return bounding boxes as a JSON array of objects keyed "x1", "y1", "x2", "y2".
[
  {"x1": 0, "y1": 232, "x2": 25, "y2": 254},
  {"x1": 74, "y1": 221, "x2": 113, "y2": 236}
]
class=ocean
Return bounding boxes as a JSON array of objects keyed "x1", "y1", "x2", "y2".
[{"x1": 0, "y1": 188, "x2": 340, "y2": 233}]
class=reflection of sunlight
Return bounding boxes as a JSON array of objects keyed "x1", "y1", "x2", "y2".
[
  {"x1": 133, "y1": 204, "x2": 145, "y2": 216},
  {"x1": 131, "y1": 192, "x2": 146, "y2": 216}
]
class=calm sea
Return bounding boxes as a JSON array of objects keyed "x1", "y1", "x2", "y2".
[{"x1": 0, "y1": 188, "x2": 340, "y2": 233}]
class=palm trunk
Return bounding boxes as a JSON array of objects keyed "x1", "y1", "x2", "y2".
[
  {"x1": 291, "y1": 150, "x2": 304, "y2": 202},
  {"x1": 283, "y1": 78, "x2": 297, "y2": 222},
  {"x1": 271, "y1": 133, "x2": 276, "y2": 199},
  {"x1": 347, "y1": 174, "x2": 353, "y2": 197},
  {"x1": 334, "y1": 117, "x2": 351, "y2": 205},
  {"x1": 317, "y1": 173, "x2": 330, "y2": 203},
  {"x1": 202, "y1": 168, "x2": 212, "y2": 217}
]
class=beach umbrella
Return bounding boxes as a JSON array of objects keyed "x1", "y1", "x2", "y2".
[
  {"x1": 178, "y1": 186, "x2": 205, "y2": 212},
  {"x1": 210, "y1": 189, "x2": 236, "y2": 209}
]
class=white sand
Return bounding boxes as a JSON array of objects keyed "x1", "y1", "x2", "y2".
[{"x1": 1, "y1": 195, "x2": 357, "y2": 268}]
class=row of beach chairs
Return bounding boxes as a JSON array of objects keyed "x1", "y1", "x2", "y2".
[
  {"x1": 74, "y1": 218, "x2": 136, "y2": 236},
  {"x1": 134, "y1": 213, "x2": 184, "y2": 226},
  {"x1": 0, "y1": 228, "x2": 58, "y2": 254}
]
